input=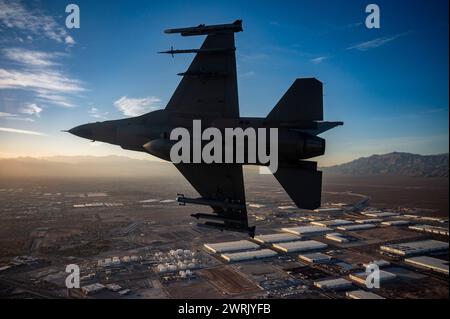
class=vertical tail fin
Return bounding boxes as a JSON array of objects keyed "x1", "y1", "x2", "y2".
[{"x1": 266, "y1": 78, "x2": 323, "y2": 122}]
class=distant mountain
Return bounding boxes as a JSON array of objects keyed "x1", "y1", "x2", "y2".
[{"x1": 323, "y1": 152, "x2": 449, "y2": 177}]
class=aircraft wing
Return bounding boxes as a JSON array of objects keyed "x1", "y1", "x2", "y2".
[
  {"x1": 174, "y1": 163, "x2": 250, "y2": 231},
  {"x1": 165, "y1": 32, "x2": 239, "y2": 118}
]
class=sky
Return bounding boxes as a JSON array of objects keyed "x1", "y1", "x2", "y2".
[{"x1": 0, "y1": 0, "x2": 448, "y2": 166}]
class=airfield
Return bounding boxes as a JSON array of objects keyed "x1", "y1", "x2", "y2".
[{"x1": 0, "y1": 169, "x2": 448, "y2": 299}]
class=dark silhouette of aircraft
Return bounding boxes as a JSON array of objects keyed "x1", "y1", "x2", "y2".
[{"x1": 68, "y1": 20, "x2": 342, "y2": 236}]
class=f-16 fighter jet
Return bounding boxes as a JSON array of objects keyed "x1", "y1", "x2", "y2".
[{"x1": 68, "y1": 20, "x2": 342, "y2": 236}]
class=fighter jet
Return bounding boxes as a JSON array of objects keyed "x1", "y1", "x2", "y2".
[{"x1": 68, "y1": 20, "x2": 342, "y2": 236}]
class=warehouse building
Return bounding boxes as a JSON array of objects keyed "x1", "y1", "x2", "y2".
[
  {"x1": 281, "y1": 226, "x2": 333, "y2": 236},
  {"x1": 272, "y1": 240, "x2": 327, "y2": 253},
  {"x1": 313, "y1": 207, "x2": 343, "y2": 214},
  {"x1": 382, "y1": 220, "x2": 411, "y2": 226},
  {"x1": 409, "y1": 224, "x2": 449, "y2": 237},
  {"x1": 362, "y1": 259, "x2": 390, "y2": 268},
  {"x1": 355, "y1": 218, "x2": 383, "y2": 224},
  {"x1": 337, "y1": 224, "x2": 376, "y2": 231},
  {"x1": 405, "y1": 256, "x2": 449, "y2": 275},
  {"x1": 253, "y1": 233, "x2": 300, "y2": 244},
  {"x1": 325, "y1": 232, "x2": 349, "y2": 243},
  {"x1": 346, "y1": 290, "x2": 385, "y2": 299},
  {"x1": 362, "y1": 211, "x2": 399, "y2": 218},
  {"x1": 380, "y1": 240, "x2": 449, "y2": 256},
  {"x1": 314, "y1": 278, "x2": 353, "y2": 290},
  {"x1": 221, "y1": 249, "x2": 278, "y2": 262},
  {"x1": 204, "y1": 240, "x2": 260, "y2": 253},
  {"x1": 311, "y1": 219, "x2": 353, "y2": 227},
  {"x1": 349, "y1": 270, "x2": 396, "y2": 285},
  {"x1": 299, "y1": 252, "x2": 332, "y2": 264}
]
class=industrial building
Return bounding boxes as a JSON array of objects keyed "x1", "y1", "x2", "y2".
[
  {"x1": 382, "y1": 220, "x2": 411, "y2": 226},
  {"x1": 253, "y1": 233, "x2": 300, "y2": 244},
  {"x1": 346, "y1": 290, "x2": 385, "y2": 299},
  {"x1": 311, "y1": 219, "x2": 353, "y2": 227},
  {"x1": 314, "y1": 278, "x2": 353, "y2": 290},
  {"x1": 349, "y1": 270, "x2": 396, "y2": 285},
  {"x1": 337, "y1": 224, "x2": 376, "y2": 231},
  {"x1": 409, "y1": 224, "x2": 449, "y2": 237},
  {"x1": 362, "y1": 211, "x2": 399, "y2": 218},
  {"x1": 325, "y1": 232, "x2": 350, "y2": 243},
  {"x1": 81, "y1": 283, "x2": 105, "y2": 295},
  {"x1": 355, "y1": 218, "x2": 382, "y2": 224},
  {"x1": 272, "y1": 240, "x2": 327, "y2": 253},
  {"x1": 299, "y1": 252, "x2": 332, "y2": 264},
  {"x1": 380, "y1": 240, "x2": 449, "y2": 256},
  {"x1": 221, "y1": 249, "x2": 278, "y2": 262},
  {"x1": 362, "y1": 259, "x2": 390, "y2": 268},
  {"x1": 405, "y1": 256, "x2": 449, "y2": 275},
  {"x1": 281, "y1": 226, "x2": 333, "y2": 236},
  {"x1": 313, "y1": 207, "x2": 343, "y2": 214},
  {"x1": 204, "y1": 240, "x2": 260, "y2": 253}
]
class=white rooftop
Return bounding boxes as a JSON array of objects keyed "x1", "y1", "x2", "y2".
[
  {"x1": 337, "y1": 224, "x2": 376, "y2": 231},
  {"x1": 273, "y1": 240, "x2": 327, "y2": 253},
  {"x1": 281, "y1": 225, "x2": 333, "y2": 236},
  {"x1": 325, "y1": 232, "x2": 349, "y2": 243},
  {"x1": 204, "y1": 240, "x2": 260, "y2": 253},
  {"x1": 346, "y1": 290, "x2": 385, "y2": 299},
  {"x1": 221, "y1": 249, "x2": 278, "y2": 262},
  {"x1": 362, "y1": 211, "x2": 399, "y2": 218},
  {"x1": 405, "y1": 256, "x2": 449, "y2": 275},
  {"x1": 380, "y1": 240, "x2": 449, "y2": 256},
  {"x1": 299, "y1": 252, "x2": 332, "y2": 264},
  {"x1": 311, "y1": 219, "x2": 353, "y2": 227},
  {"x1": 253, "y1": 233, "x2": 300, "y2": 244},
  {"x1": 314, "y1": 278, "x2": 353, "y2": 290}
]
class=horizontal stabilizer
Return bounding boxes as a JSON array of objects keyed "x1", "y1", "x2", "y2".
[
  {"x1": 273, "y1": 162, "x2": 322, "y2": 210},
  {"x1": 266, "y1": 78, "x2": 323, "y2": 122}
]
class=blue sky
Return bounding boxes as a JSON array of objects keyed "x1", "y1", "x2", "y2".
[{"x1": 0, "y1": 0, "x2": 448, "y2": 165}]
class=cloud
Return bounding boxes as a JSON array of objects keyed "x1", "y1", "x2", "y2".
[
  {"x1": 0, "y1": 48, "x2": 84, "y2": 108},
  {"x1": 114, "y1": 96, "x2": 161, "y2": 117},
  {"x1": 0, "y1": 111, "x2": 34, "y2": 121},
  {"x1": 347, "y1": 32, "x2": 409, "y2": 51},
  {"x1": 2, "y1": 48, "x2": 60, "y2": 67},
  {"x1": 88, "y1": 107, "x2": 108, "y2": 119},
  {"x1": 0, "y1": 0, "x2": 75, "y2": 46},
  {"x1": 20, "y1": 103, "x2": 42, "y2": 117},
  {"x1": 311, "y1": 56, "x2": 328, "y2": 64},
  {"x1": 0, "y1": 68, "x2": 84, "y2": 98},
  {"x1": 0, "y1": 126, "x2": 45, "y2": 135},
  {"x1": 0, "y1": 111, "x2": 15, "y2": 117}
]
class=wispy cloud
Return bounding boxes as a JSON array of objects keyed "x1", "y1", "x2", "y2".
[
  {"x1": 114, "y1": 96, "x2": 161, "y2": 117},
  {"x1": 88, "y1": 107, "x2": 109, "y2": 119},
  {"x1": 0, "y1": 111, "x2": 34, "y2": 122},
  {"x1": 0, "y1": 68, "x2": 84, "y2": 94},
  {"x1": 311, "y1": 56, "x2": 328, "y2": 64},
  {"x1": 0, "y1": 47, "x2": 85, "y2": 108},
  {"x1": 2, "y1": 48, "x2": 61, "y2": 67},
  {"x1": 0, "y1": 126, "x2": 45, "y2": 136},
  {"x1": 0, "y1": 0, "x2": 75, "y2": 46},
  {"x1": 20, "y1": 103, "x2": 42, "y2": 117},
  {"x1": 347, "y1": 32, "x2": 410, "y2": 51}
]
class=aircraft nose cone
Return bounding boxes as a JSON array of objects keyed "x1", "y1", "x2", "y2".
[{"x1": 68, "y1": 124, "x2": 94, "y2": 140}]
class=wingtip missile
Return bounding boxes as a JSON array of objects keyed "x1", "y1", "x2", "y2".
[{"x1": 164, "y1": 19, "x2": 243, "y2": 36}]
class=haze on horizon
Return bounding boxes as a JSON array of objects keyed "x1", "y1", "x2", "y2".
[{"x1": 0, "y1": 0, "x2": 448, "y2": 167}]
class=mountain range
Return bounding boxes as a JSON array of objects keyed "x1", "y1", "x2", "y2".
[
  {"x1": 322, "y1": 152, "x2": 449, "y2": 177},
  {"x1": 0, "y1": 152, "x2": 448, "y2": 178}
]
